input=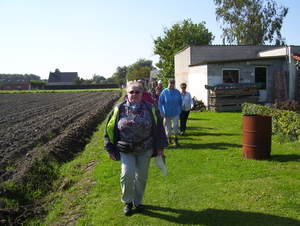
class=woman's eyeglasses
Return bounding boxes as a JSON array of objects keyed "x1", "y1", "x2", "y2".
[
  {"x1": 128, "y1": 90, "x2": 141, "y2": 95},
  {"x1": 181, "y1": 86, "x2": 186, "y2": 89}
]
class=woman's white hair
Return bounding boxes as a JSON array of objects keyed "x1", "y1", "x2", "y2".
[{"x1": 126, "y1": 81, "x2": 143, "y2": 92}]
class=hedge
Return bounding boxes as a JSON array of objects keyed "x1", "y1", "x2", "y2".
[{"x1": 242, "y1": 102, "x2": 300, "y2": 142}]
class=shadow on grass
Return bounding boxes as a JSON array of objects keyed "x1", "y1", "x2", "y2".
[
  {"x1": 183, "y1": 132, "x2": 240, "y2": 137},
  {"x1": 270, "y1": 154, "x2": 300, "y2": 162},
  {"x1": 187, "y1": 117, "x2": 210, "y2": 121},
  {"x1": 141, "y1": 206, "x2": 300, "y2": 226},
  {"x1": 175, "y1": 142, "x2": 242, "y2": 150},
  {"x1": 188, "y1": 126, "x2": 214, "y2": 131}
]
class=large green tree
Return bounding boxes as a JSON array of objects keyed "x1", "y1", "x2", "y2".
[
  {"x1": 153, "y1": 19, "x2": 214, "y2": 81},
  {"x1": 214, "y1": 0, "x2": 289, "y2": 45},
  {"x1": 92, "y1": 74, "x2": 106, "y2": 83},
  {"x1": 111, "y1": 66, "x2": 127, "y2": 86},
  {"x1": 126, "y1": 59, "x2": 154, "y2": 81}
]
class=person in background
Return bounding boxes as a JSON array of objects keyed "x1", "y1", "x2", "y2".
[
  {"x1": 179, "y1": 83, "x2": 194, "y2": 136},
  {"x1": 153, "y1": 86, "x2": 162, "y2": 110},
  {"x1": 104, "y1": 81, "x2": 168, "y2": 216},
  {"x1": 157, "y1": 80, "x2": 164, "y2": 91},
  {"x1": 149, "y1": 81, "x2": 158, "y2": 99},
  {"x1": 159, "y1": 78, "x2": 182, "y2": 146},
  {"x1": 137, "y1": 80, "x2": 153, "y2": 104},
  {"x1": 138, "y1": 79, "x2": 147, "y2": 91},
  {"x1": 149, "y1": 81, "x2": 158, "y2": 107}
]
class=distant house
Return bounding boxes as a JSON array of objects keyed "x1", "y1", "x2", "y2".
[
  {"x1": 3, "y1": 78, "x2": 31, "y2": 90},
  {"x1": 47, "y1": 69, "x2": 78, "y2": 85},
  {"x1": 175, "y1": 45, "x2": 300, "y2": 107}
]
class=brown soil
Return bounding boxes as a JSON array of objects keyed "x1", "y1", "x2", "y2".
[{"x1": 0, "y1": 91, "x2": 121, "y2": 225}]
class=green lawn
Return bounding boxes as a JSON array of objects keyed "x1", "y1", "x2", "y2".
[{"x1": 42, "y1": 111, "x2": 300, "y2": 226}]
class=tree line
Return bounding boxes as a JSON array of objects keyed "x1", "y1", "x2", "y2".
[
  {"x1": 0, "y1": 58, "x2": 155, "y2": 89},
  {"x1": 73, "y1": 58, "x2": 155, "y2": 87},
  {"x1": 102, "y1": 58, "x2": 155, "y2": 86},
  {"x1": 0, "y1": 74, "x2": 42, "y2": 81}
]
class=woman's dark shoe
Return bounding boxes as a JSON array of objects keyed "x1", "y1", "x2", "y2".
[
  {"x1": 123, "y1": 203, "x2": 133, "y2": 216},
  {"x1": 173, "y1": 137, "x2": 180, "y2": 146},
  {"x1": 135, "y1": 205, "x2": 144, "y2": 213},
  {"x1": 167, "y1": 137, "x2": 172, "y2": 145}
]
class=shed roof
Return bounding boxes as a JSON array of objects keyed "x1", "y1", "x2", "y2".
[
  {"x1": 3, "y1": 78, "x2": 30, "y2": 84},
  {"x1": 190, "y1": 55, "x2": 285, "y2": 67}
]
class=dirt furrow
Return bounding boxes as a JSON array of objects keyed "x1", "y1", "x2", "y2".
[{"x1": 0, "y1": 91, "x2": 121, "y2": 226}]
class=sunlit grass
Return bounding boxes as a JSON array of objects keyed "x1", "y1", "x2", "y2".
[{"x1": 40, "y1": 111, "x2": 300, "y2": 226}]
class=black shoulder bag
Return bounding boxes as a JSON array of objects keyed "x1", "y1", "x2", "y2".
[{"x1": 116, "y1": 134, "x2": 152, "y2": 154}]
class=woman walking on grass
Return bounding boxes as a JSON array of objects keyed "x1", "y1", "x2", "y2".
[
  {"x1": 180, "y1": 83, "x2": 194, "y2": 136},
  {"x1": 159, "y1": 78, "x2": 182, "y2": 146},
  {"x1": 104, "y1": 81, "x2": 168, "y2": 216}
]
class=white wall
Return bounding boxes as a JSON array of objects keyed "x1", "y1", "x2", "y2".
[
  {"x1": 175, "y1": 47, "x2": 191, "y2": 76},
  {"x1": 188, "y1": 65, "x2": 209, "y2": 106}
]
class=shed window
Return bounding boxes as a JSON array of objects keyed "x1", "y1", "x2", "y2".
[
  {"x1": 17, "y1": 86, "x2": 21, "y2": 88},
  {"x1": 255, "y1": 67, "x2": 267, "y2": 89},
  {"x1": 223, "y1": 69, "x2": 239, "y2": 83}
]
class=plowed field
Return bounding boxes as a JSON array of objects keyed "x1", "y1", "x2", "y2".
[{"x1": 0, "y1": 91, "x2": 121, "y2": 225}]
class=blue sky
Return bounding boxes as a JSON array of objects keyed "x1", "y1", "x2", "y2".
[{"x1": 0, "y1": 0, "x2": 298, "y2": 80}]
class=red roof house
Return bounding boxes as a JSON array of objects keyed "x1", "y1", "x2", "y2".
[{"x1": 3, "y1": 78, "x2": 31, "y2": 90}]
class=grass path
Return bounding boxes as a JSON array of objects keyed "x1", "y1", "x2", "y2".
[{"x1": 43, "y1": 112, "x2": 300, "y2": 226}]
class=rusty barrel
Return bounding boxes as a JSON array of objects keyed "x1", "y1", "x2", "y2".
[{"x1": 242, "y1": 114, "x2": 272, "y2": 160}]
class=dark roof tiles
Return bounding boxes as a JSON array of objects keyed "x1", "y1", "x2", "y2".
[
  {"x1": 48, "y1": 71, "x2": 78, "y2": 83},
  {"x1": 3, "y1": 78, "x2": 30, "y2": 84}
]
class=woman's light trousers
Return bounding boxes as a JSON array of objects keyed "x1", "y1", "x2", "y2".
[
  {"x1": 164, "y1": 114, "x2": 179, "y2": 136},
  {"x1": 120, "y1": 148, "x2": 153, "y2": 205}
]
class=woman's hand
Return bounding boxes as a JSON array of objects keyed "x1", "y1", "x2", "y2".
[
  {"x1": 157, "y1": 149, "x2": 164, "y2": 156},
  {"x1": 108, "y1": 153, "x2": 116, "y2": 161},
  {"x1": 160, "y1": 113, "x2": 165, "y2": 118}
]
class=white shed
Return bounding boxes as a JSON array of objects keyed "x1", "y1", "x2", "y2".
[{"x1": 175, "y1": 45, "x2": 300, "y2": 109}]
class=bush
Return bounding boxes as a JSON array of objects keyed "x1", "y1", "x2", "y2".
[
  {"x1": 242, "y1": 102, "x2": 300, "y2": 142},
  {"x1": 271, "y1": 99, "x2": 300, "y2": 113},
  {"x1": 31, "y1": 80, "x2": 46, "y2": 90}
]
